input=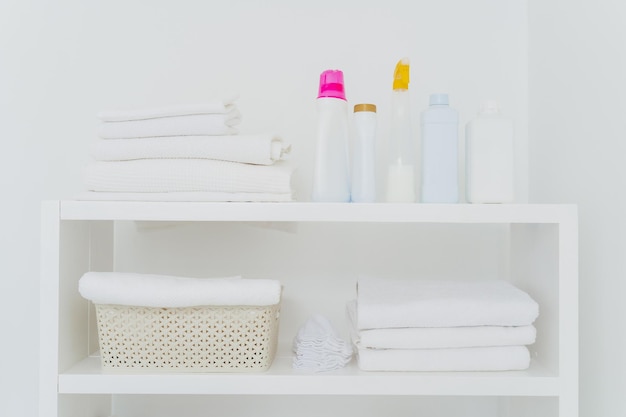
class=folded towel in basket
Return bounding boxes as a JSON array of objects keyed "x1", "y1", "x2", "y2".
[
  {"x1": 356, "y1": 276, "x2": 539, "y2": 329},
  {"x1": 356, "y1": 345, "x2": 531, "y2": 372},
  {"x1": 347, "y1": 301, "x2": 536, "y2": 349},
  {"x1": 79, "y1": 272, "x2": 281, "y2": 307},
  {"x1": 84, "y1": 159, "x2": 294, "y2": 194},
  {"x1": 91, "y1": 134, "x2": 291, "y2": 165},
  {"x1": 98, "y1": 96, "x2": 239, "y2": 122},
  {"x1": 98, "y1": 112, "x2": 241, "y2": 139}
]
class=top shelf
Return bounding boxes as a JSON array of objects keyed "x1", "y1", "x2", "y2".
[{"x1": 54, "y1": 201, "x2": 577, "y2": 224}]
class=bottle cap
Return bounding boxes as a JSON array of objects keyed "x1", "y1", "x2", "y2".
[
  {"x1": 354, "y1": 103, "x2": 377, "y2": 113},
  {"x1": 393, "y1": 58, "x2": 410, "y2": 90},
  {"x1": 318, "y1": 69, "x2": 347, "y2": 100},
  {"x1": 479, "y1": 99, "x2": 501, "y2": 115},
  {"x1": 429, "y1": 93, "x2": 449, "y2": 106}
]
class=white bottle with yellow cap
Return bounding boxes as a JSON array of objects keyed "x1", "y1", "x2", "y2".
[
  {"x1": 351, "y1": 103, "x2": 377, "y2": 202},
  {"x1": 386, "y1": 58, "x2": 416, "y2": 203}
]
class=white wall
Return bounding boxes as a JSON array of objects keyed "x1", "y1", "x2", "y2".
[
  {"x1": 1, "y1": 0, "x2": 624, "y2": 416},
  {"x1": 529, "y1": 1, "x2": 626, "y2": 416}
]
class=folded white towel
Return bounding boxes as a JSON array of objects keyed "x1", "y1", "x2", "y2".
[
  {"x1": 356, "y1": 345, "x2": 530, "y2": 372},
  {"x1": 91, "y1": 134, "x2": 291, "y2": 165},
  {"x1": 347, "y1": 301, "x2": 535, "y2": 349},
  {"x1": 74, "y1": 190, "x2": 294, "y2": 202},
  {"x1": 83, "y1": 159, "x2": 294, "y2": 194},
  {"x1": 98, "y1": 96, "x2": 239, "y2": 121},
  {"x1": 356, "y1": 276, "x2": 539, "y2": 329},
  {"x1": 98, "y1": 112, "x2": 241, "y2": 139},
  {"x1": 292, "y1": 314, "x2": 353, "y2": 372},
  {"x1": 78, "y1": 272, "x2": 281, "y2": 307}
]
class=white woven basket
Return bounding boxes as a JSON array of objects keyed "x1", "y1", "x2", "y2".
[{"x1": 94, "y1": 303, "x2": 280, "y2": 372}]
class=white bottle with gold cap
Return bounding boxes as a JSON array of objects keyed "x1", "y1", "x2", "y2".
[{"x1": 351, "y1": 103, "x2": 377, "y2": 202}]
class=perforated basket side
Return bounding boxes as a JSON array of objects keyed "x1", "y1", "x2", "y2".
[{"x1": 94, "y1": 303, "x2": 280, "y2": 372}]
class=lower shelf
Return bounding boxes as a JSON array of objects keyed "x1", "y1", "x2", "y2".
[{"x1": 58, "y1": 355, "x2": 560, "y2": 396}]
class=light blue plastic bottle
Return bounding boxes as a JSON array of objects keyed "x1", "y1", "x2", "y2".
[{"x1": 420, "y1": 93, "x2": 459, "y2": 203}]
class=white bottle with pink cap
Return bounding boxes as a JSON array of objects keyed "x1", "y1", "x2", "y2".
[{"x1": 312, "y1": 69, "x2": 351, "y2": 202}]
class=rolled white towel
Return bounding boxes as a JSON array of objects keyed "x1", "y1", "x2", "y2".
[
  {"x1": 356, "y1": 345, "x2": 531, "y2": 372},
  {"x1": 83, "y1": 159, "x2": 294, "y2": 194},
  {"x1": 97, "y1": 95, "x2": 239, "y2": 121},
  {"x1": 347, "y1": 300, "x2": 536, "y2": 349},
  {"x1": 91, "y1": 134, "x2": 291, "y2": 166},
  {"x1": 98, "y1": 112, "x2": 241, "y2": 139},
  {"x1": 78, "y1": 272, "x2": 281, "y2": 307},
  {"x1": 356, "y1": 276, "x2": 539, "y2": 329}
]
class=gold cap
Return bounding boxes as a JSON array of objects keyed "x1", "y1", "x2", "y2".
[{"x1": 354, "y1": 103, "x2": 377, "y2": 113}]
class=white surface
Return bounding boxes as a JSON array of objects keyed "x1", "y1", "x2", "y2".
[
  {"x1": 529, "y1": 2, "x2": 626, "y2": 416},
  {"x1": 59, "y1": 355, "x2": 558, "y2": 396},
  {"x1": 39, "y1": 202, "x2": 577, "y2": 417},
  {"x1": 57, "y1": 201, "x2": 574, "y2": 222},
  {"x1": 6, "y1": 0, "x2": 623, "y2": 416}
]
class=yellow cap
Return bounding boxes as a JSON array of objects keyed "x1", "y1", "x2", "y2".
[{"x1": 392, "y1": 58, "x2": 410, "y2": 90}]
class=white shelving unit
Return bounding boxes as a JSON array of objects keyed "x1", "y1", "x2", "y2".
[{"x1": 39, "y1": 201, "x2": 578, "y2": 417}]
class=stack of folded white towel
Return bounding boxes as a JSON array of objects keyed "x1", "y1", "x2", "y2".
[
  {"x1": 348, "y1": 276, "x2": 539, "y2": 372},
  {"x1": 292, "y1": 314, "x2": 353, "y2": 372},
  {"x1": 79, "y1": 272, "x2": 282, "y2": 307},
  {"x1": 79, "y1": 95, "x2": 294, "y2": 202}
]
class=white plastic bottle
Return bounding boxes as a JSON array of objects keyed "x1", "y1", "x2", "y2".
[
  {"x1": 420, "y1": 93, "x2": 459, "y2": 203},
  {"x1": 465, "y1": 100, "x2": 514, "y2": 203},
  {"x1": 386, "y1": 58, "x2": 416, "y2": 202},
  {"x1": 312, "y1": 69, "x2": 351, "y2": 202},
  {"x1": 351, "y1": 103, "x2": 377, "y2": 203}
]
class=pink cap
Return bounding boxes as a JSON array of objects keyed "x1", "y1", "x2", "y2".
[{"x1": 318, "y1": 69, "x2": 346, "y2": 100}]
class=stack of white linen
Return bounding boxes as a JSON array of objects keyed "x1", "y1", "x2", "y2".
[
  {"x1": 79, "y1": 96, "x2": 294, "y2": 202},
  {"x1": 348, "y1": 276, "x2": 540, "y2": 372},
  {"x1": 292, "y1": 314, "x2": 353, "y2": 372}
]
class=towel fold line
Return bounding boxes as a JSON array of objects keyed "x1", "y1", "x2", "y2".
[
  {"x1": 356, "y1": 345, "x2": 531, "y2": 372},
  {"x1": 83, "y1": 159, "x2": 294, "y2": 194},
  {"x1": 74, "y1": 190, "x2": 294, "y2": 202},
  {"x1": 98, "y1": 112, "x2": 241, "y2": 139},
  {"x1": 356, "y1": 276, "x2": 539, "y2": 329},
  {"x1": 98, "y1": 95, "x2": 239, "y2": 121},
  {"x1": 347, "y1": 300, "x2": 536, "y2": 349},
  {"x1": 91, "y1": 134, "x2": 291, "y2": 166}
]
